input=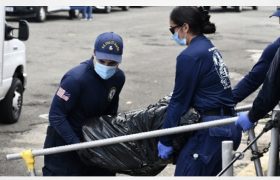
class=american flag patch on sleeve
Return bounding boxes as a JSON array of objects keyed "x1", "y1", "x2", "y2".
[{"x1": 56, "y1": 87, "x2": 71, "y2": 101}]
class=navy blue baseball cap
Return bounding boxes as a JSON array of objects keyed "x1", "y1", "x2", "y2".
[
  {"x1": 94, "y1": 32, "x2": 123, "y2": 63},
  {"x1": 270, "y1": 6, "x2": 280, "y2": 17}
]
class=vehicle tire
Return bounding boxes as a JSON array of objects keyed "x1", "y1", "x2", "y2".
[
  {"x1": 0, "y1": 78, "x2": 23, "y2": 124},
  {"x1": 104, "y1": 6, "x2": 112, "y2": 13},
  {"x1": 234, "y1": 6, "x2": 242, "y2": 12},
  {"x1": 122, "y1": 6, "x2": 129, "y2": 11},
  {"x1": 35, "y1": 6, "x2": 47, "y2": 22},
  {"x1": 73, "y1": 9, "x2": 80, "y2": 18},
  {"x1": 203, "y1": 6, "x2": 210, "y2": 11},
  {"x1": 252, "y1": 6, "x2": 258, "y2": 10}
]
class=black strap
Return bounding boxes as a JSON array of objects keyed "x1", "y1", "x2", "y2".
[{"x1": 204, "y1": 108, "x2": 234, "y2": 116}]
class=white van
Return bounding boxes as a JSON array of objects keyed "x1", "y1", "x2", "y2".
[{"x1": 0, "y1": 7, "x2": 29, "y2": 124}]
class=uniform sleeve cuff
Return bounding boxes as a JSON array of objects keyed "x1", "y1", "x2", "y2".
[
  {"x1": 248, "y1": 110, "x2": 257, "y2": 123},
  {"x1": 159, "y1": 136, "x2": 173, "y2": 147}
]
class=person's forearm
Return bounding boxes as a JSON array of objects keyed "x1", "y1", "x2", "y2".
[
  {"x1": 249, "y1": 49, "x2": 280, "y2": 122},
  {"x1": 50, "y1": 116, "x2": 80, "y2": 144},
  {"x1": 248, "y1": 80, "x2": 279, "y2": 122}
]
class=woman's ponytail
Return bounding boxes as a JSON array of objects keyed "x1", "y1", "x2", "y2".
[{"x1": 199, "y1": 6, "x2": 216, "y2": 34}]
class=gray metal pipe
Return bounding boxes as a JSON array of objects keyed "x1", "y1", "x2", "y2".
[
  {"x1": 235, "y1": 104, "x2": 252, "y2": 112},
  {"x1": 6, "y1": 116, "x2": 237, "y2": 160},
  {"x1": 267, "y1": 104, "x2": 280, "y2": 176},
  {"x1": 267, "y1": 126, "x2": 279, "y2": 176},
  {"x1": 30, "y1": 169, "x2": 36, "y2": 176},
  {"x1": 222, "y1": 141, "x2": 234, "y2": 176},
  {"x1": 248, "y1": 128, "x2": 263, "y2": 176}
]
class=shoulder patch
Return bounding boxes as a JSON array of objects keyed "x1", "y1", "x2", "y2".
[{"x1": 56, "y1": 87, "x2": 71, "y2": 101}]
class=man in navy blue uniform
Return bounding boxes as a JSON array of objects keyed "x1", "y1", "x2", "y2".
[
  {"x1": 235, "y1": 7, "x2": 280, "y2": 131},
  {"x1": 232, "y1": 7, "x2": 280, "y2": 104},
  {"x1": 157, "y1": 6, "x2": 241, "y2": 176},
  {"x1": 42, "y1": 32, "x2": 125, "y2": 176}
]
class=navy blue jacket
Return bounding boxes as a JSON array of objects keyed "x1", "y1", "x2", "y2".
[
  {"x1": 159, "y1": 35, "x2": 235, "y2": 146},
  {"x1": 249, "y1": 47, "x2": 280, "y2": 122},
  {"x1": 232, "y1": 37, "x2": 280, "y2": 103},
  {"x1": 48, "y1": 56, "x2": 125, "y2": 144}
]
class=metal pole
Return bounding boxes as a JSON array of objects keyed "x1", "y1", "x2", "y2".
[
  {"x1": 267, "y1": 126, "x2": 279, "y2": 176},
  {"x1": 234, "y1": 103, "x2": 263, "y2": 175},
  {"x1": 248, "y1": 128, "x2": 263, "y2": 176},
  {"x1": 267, "y1": 104, "x2": 280, "y2": 176},
  {"x1": 217, "y1": 129, "x2": 266, "y2": 176},
  {"x1": 222, "y1": 141, "x2": 234, "y2": 176},
  {"x1": 6, "y1": 116, "x2": 237, "y2": 160},
  {"x1": 235, "y1": 104, "x2": 252, "y2": 112},
  {"x1": 30, "y1": 169, "x2": 36, "y2": 176}
]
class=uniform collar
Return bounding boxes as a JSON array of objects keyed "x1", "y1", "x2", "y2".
[{"x1": 189, "y1": 35, "x2": 205, "y2": 45}]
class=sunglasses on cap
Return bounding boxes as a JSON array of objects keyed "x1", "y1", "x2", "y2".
[{"x1": 169, "y1": 25, "x2": 181, "y2": 34}]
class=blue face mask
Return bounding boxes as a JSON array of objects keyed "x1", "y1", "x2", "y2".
[
  {"x1": 172, "y1": 32, "x2": 186, "y2": 46},
  {"x1": 94, "y1": 61, "x2": 117, "y2": 80}
]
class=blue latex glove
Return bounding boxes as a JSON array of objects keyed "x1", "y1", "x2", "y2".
[
  {"x1": 157, "y1": 141, "x2": 173, "y2": 160},
  {"x1": 235, "y1": 112, "x2": 254, "y2": 131}
]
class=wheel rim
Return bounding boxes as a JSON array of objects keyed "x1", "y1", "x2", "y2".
[
  {"x1": 106, "y1": 6, "x2": 111, "y2": 13},
  {"x1": 12, "y1": 88, "x2": 22, "y2": 116},
  {"x1": 74, "y1": 9, "x2": 80, "y2": 17},
  {"x1": 39, "y1": 7, "x2": 46, "y2": 20}
]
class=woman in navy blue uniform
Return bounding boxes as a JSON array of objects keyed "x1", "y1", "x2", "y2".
[
  {"x1": 42, "y1": 32, "x2": 125, "y2": 176},
  {"x1": 157, "y1": 6, "x2": 242, "y2": 176}
]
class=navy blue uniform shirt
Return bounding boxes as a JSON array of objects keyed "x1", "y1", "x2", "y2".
[
  {"x1": 249, "y1": 47, "x2": 280, "y2": 122},
  {"x1": 232, "y1": 37, "x2": 280, "y2": 103},
  {"x1": 159, "y1": 35, "x2": 235, "y2": 146},
  {"x1": 48, "y1": 56, "x2": 125, "y2": 144}
]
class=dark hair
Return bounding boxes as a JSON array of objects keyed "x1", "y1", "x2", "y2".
[{"x1": 170, "y1": 6, "x2": 216, "y2": 35}]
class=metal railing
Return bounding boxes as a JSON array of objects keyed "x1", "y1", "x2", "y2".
[
  {"x1": 6, "y1": 104, "x2": 280, "y2": 176},
  {"x1": 220, "y1": 104, "x2": 280, "y2": 176}
]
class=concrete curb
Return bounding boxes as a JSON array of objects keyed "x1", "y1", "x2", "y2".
[{"x1": 236, "y1": 152, "x2": 269, "y2": 176}]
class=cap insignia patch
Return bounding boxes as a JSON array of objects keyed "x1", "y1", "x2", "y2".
[{"x1": 102, "y1": 41, "x2": 120, "y2": 51}]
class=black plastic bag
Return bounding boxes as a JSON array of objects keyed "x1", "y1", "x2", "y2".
[{"x1": 78, "y1": 94, "x2": 201, "y2": 176}]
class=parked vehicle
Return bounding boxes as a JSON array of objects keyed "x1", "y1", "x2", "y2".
[
  {"x1": 92, "y1": 6, "x2": 129, "y2": 13},
  {"x1": 203, "y1": 6, "x2": 258, "y2": 12},
  {"x1": 0, "y1": 6, "x2": 29, "y2": 124},
  {"x1": 5, "y1": 6, "x2": 80, "y2": 22}
]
